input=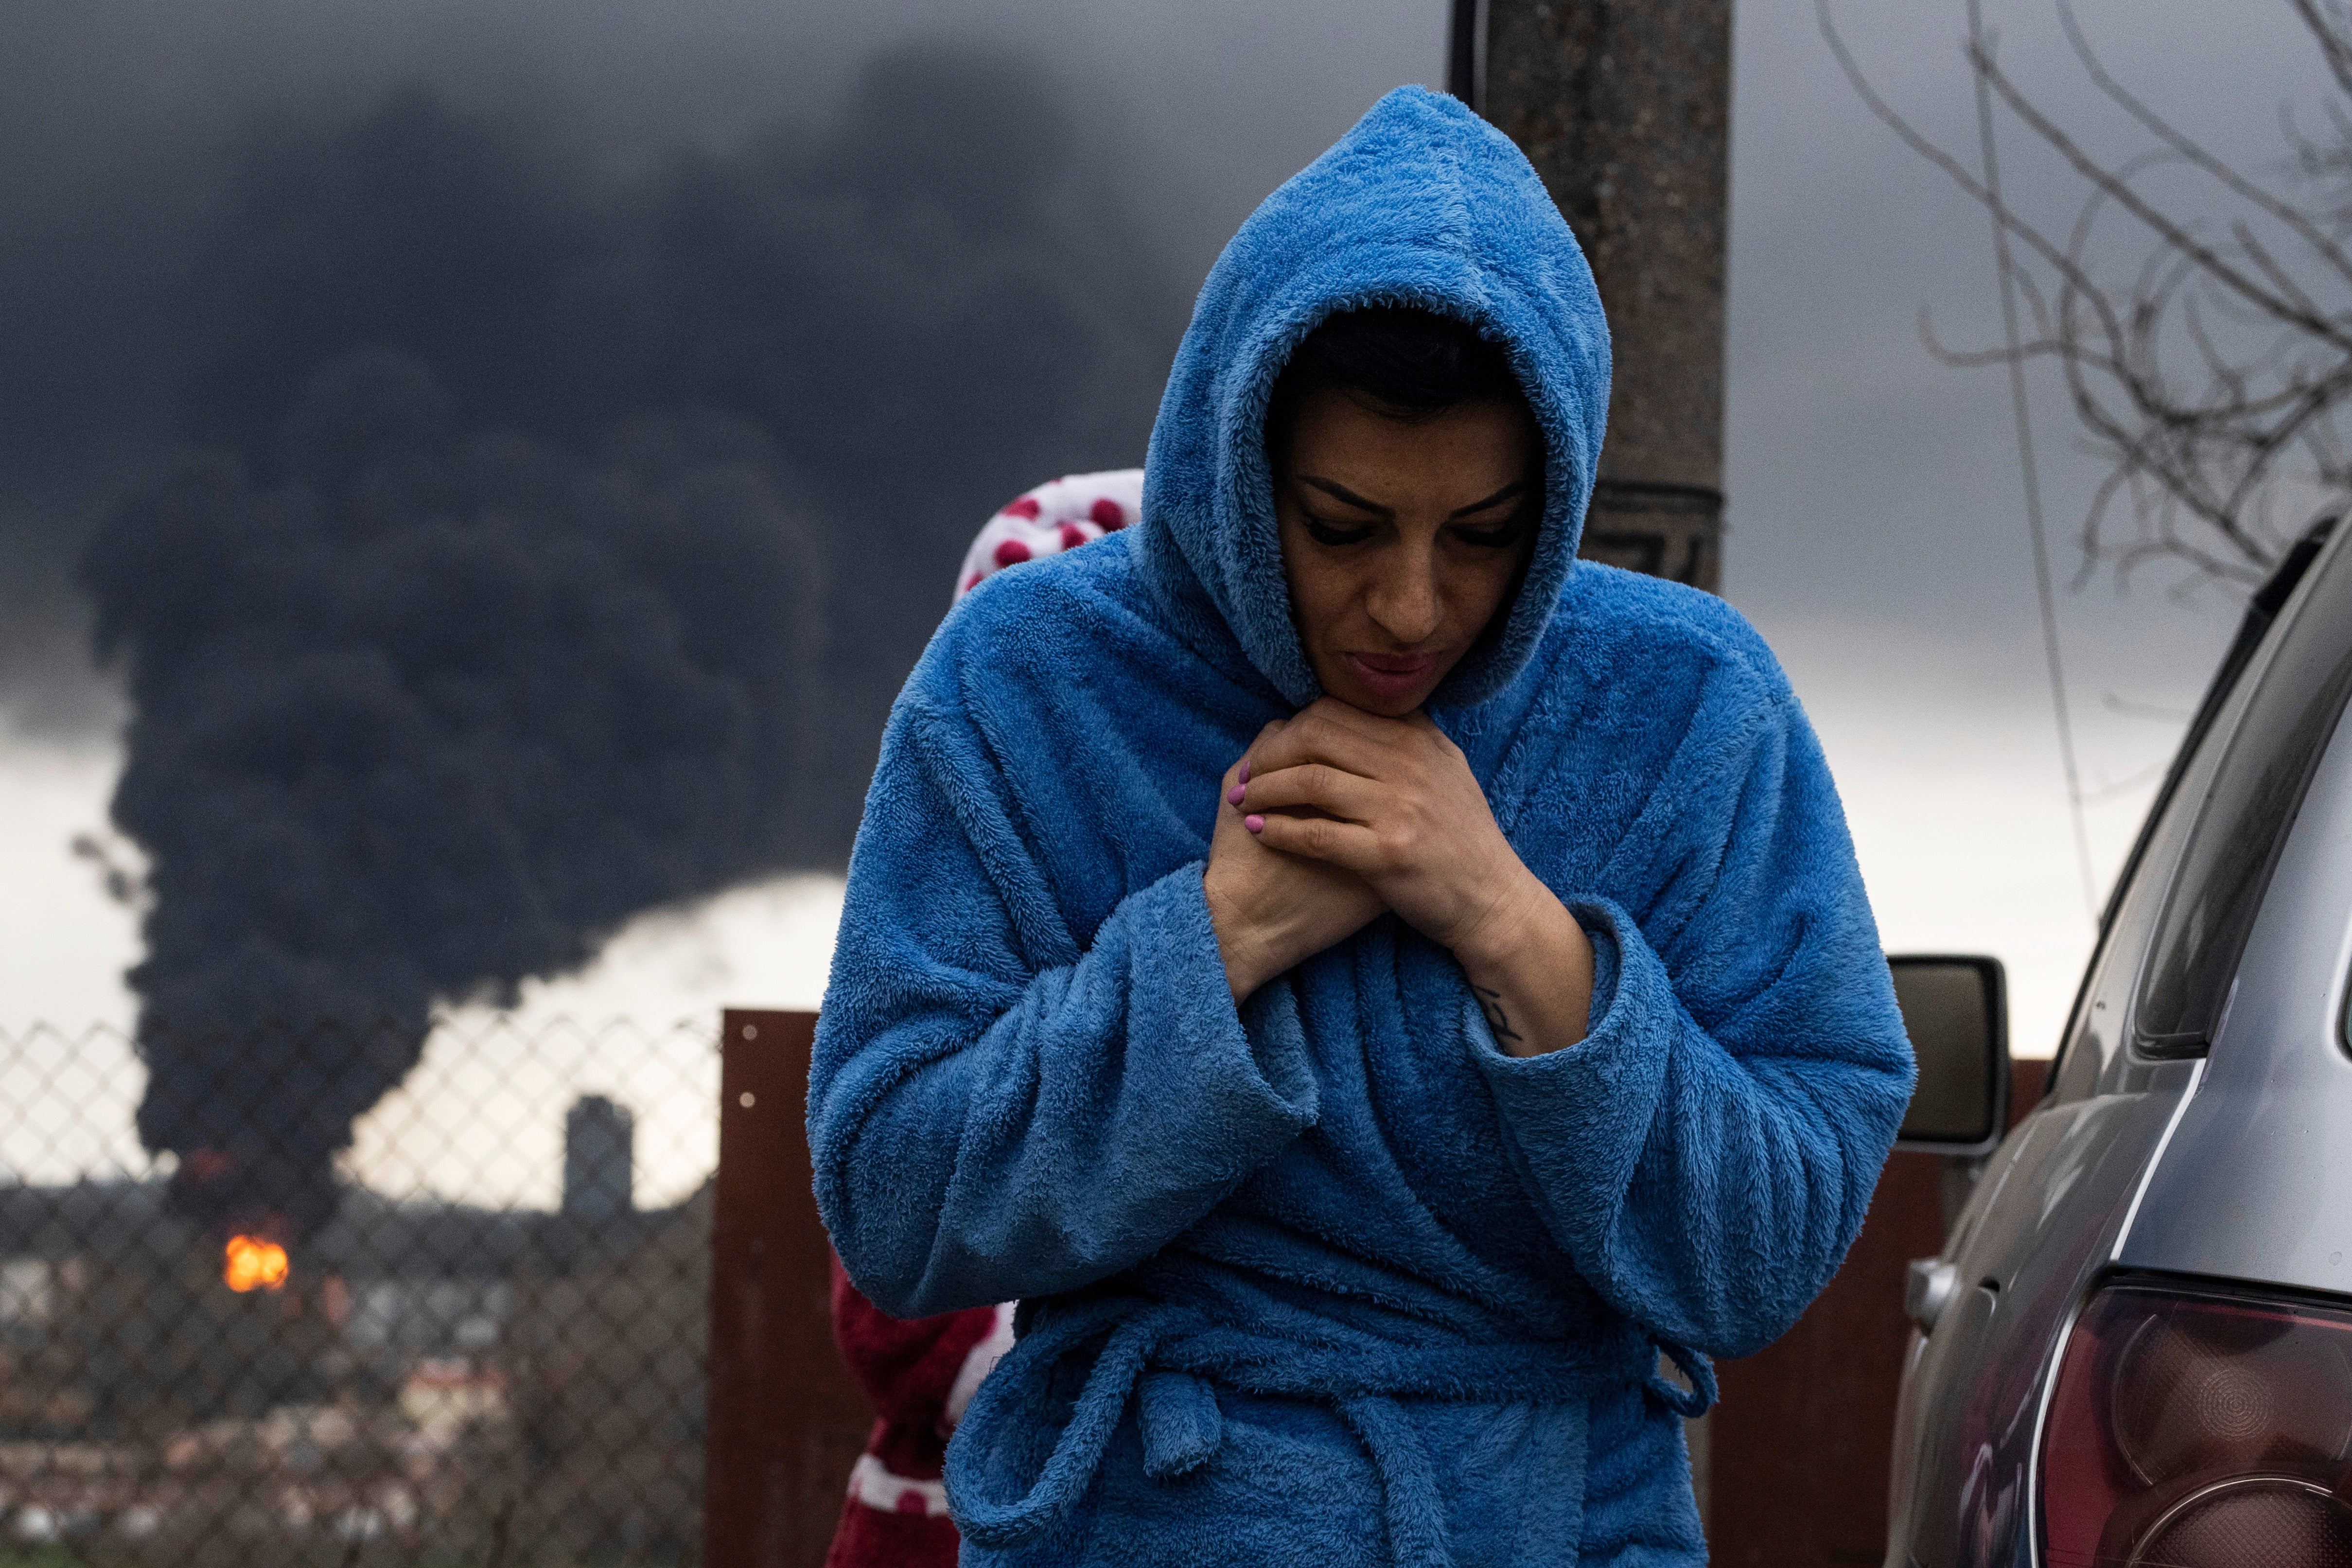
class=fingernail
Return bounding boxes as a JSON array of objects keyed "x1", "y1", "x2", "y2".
[
  {"x1": 1238, "y1": 761, "x2": 1251, "y2": 785},
  {"x1": 1244, "y1": 814, "x2": 1265, "y2": 833},
  {"x1": 1227, "y1": 784, "x2": 1246, "y2": 806}
]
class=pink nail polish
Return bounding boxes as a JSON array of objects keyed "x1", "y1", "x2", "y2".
[
  {"x1": 1238, "y1": 761, "x2": 1251, "y2": 785},
  {"x1": 1227, "y1": 784, "x2": 1246, "y2": 806},
  {"x1": 1245, "y1": 814, "x2": 1265, "y2": 833}
]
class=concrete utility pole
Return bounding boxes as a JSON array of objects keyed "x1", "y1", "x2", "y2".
[
  {"x1": 1448, "y1": 0, "x2": 1733, "y2": 1530},
  {"x1": 1450, "y1": 0, "x2": 1731, "y2": 593}
]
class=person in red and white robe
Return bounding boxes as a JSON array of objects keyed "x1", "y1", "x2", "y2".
[
  {"x1": 823, "y1": 469, "x2": 1141, "y2": 1568},
  {"x1": 824, "y1": 1261, "x2": 1014, "y2": 1568}
]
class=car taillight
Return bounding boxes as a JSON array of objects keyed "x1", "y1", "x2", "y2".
[{"x1": 2041, "y1": 1279, "x2": 2352, "y2": 1567}]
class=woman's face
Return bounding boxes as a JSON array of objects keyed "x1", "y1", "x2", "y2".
[{"x1": 1274, "y1": 385, "x2": 1541, "y2": 717}]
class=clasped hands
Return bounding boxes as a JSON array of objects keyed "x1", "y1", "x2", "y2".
[{"x1": 1202, "y1": 697, "x2": 1595, "y2": 1057}]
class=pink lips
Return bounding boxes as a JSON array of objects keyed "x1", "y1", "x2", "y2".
[{"x1": 1344, "y1": 652, "x2": 1440, "y2": 704}]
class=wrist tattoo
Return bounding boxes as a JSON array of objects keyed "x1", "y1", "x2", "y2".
[{"x1": 1474, "y1": 985, "x2": 1524, "y2": 1044}]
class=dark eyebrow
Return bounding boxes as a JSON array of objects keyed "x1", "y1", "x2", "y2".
[
  {"x1": 1448, "y1": 480, "x2": 1528, "y2": 519},
  {"x1": 1297, "y1": 476, "x2": 1393, "y2": 516},
  {"x1": 1295, "y1": 476, "x2": 1530, "y2": 519}
]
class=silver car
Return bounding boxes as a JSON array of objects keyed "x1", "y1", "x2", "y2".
[{"x1": 1880, "y1": 516, "x2": 2352, "y2": 1568}]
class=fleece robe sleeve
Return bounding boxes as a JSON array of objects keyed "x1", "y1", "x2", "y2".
[
  {"x1": 1472, "y1": 667, "x2": 1914, "y2": 1360},
  {"x1": 808, "y1": 690, "x2": 1320, "y2": 1321}
]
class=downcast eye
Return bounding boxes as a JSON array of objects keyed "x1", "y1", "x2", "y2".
[
  {"x1": 1451, "y1": 522, "x2": 1526, "y2": 548},
  {"x1": 1303, "y1": 518, "x2": 1376, "y2": 546}
]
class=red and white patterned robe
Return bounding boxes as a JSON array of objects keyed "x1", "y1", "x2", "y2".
[{"x1": 824, "y1": 469, "x2": 1141, "y2": 1568}]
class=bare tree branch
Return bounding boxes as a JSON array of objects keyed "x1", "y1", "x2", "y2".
[
  {"x1": 1821, "y1": 0, "x2": 2352, "y2": 583},
  {"x1": 2061, "y1": 0, "x2": 2352, "y2": 291},
  {"x1": 1968, "y1": 43, "x2": 2350, "y2": 348},
  {"x1": 2291, "y1": 0, "x2": 2352, "y2": 101}
]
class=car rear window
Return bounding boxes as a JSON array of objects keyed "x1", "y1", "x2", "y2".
[{"x1": 2136, "y1": 541, "x2": 2352, "y2": 1054}]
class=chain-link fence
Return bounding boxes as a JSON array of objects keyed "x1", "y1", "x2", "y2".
[{"x1": 0, "y1": 1017, "x2": 722, "y2": 1568}]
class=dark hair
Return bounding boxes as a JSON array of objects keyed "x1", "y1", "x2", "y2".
[{"x1": 1265, "y1": 306, "x2": 1524, "y2": 458}]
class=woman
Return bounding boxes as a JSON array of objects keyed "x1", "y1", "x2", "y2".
[{"x1": 809, "y1": 87, "x2": 1912, "y2": 1566}]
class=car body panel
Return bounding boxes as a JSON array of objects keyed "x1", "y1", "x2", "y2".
[
  {"x1": 1885, "y1": 1071, "x2": 2197, "y2": 1568},
  {"x1": 2117, "y1": 700, "x2": 2352, "y2": 1298},
  {"x1": 1884, "y1": 520, "x2": 2352, "y2": 1568}
]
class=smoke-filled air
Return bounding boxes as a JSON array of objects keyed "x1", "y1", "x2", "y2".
[{"x1": 8, "y1": 41, "x2": 1188, "y2": 1229}]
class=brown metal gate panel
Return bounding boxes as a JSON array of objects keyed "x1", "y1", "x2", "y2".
[{"x1": 703, "y1": 1009, "x2": 872, "y2": 1568}]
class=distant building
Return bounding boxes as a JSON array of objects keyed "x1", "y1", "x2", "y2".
[
  {"x1": 562, "y1": 1096, "x2": 634, "y2": 1224},
  {"x1": 0, "y1": 1256, "x2": 62, "y2": 1326},
  {"x1": 399, "y1": 1356, "x2": 510, "y2": 1446}
]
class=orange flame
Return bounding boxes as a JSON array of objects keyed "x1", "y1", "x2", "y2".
[{"x1": 224, "y1": 1234, "x2": 289, "y2": 1292}]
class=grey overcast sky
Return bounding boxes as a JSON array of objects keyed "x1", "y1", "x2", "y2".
[{"x1": 1, "y1": 0, "x2": 2337, "y2": 1083}]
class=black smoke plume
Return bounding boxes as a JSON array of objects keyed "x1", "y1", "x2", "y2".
[
  {"x1": 58, "y1": 43, "x2": 1184, "y2": 1227},
  {"x1": 89, "y1": 355, "x2": 824, "y2": 1229}
]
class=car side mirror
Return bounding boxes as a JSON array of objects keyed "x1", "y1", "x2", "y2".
[{"x1": 1889, "y1": 954, "x2": 2010, "y2": 1156}]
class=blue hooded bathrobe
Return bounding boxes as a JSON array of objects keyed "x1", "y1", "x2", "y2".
[{"x1": 809, "y1": 88, "x2": 1914, "y2": 1567}]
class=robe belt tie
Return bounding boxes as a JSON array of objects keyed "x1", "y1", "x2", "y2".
[{"x1": 945, "y1": 1297, "x2": 1716, "y2": 1567}]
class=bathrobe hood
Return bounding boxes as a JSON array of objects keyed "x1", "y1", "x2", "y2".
[{"x1": 1139, "y1": 85, "x2": 1611, "y2": 709}]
